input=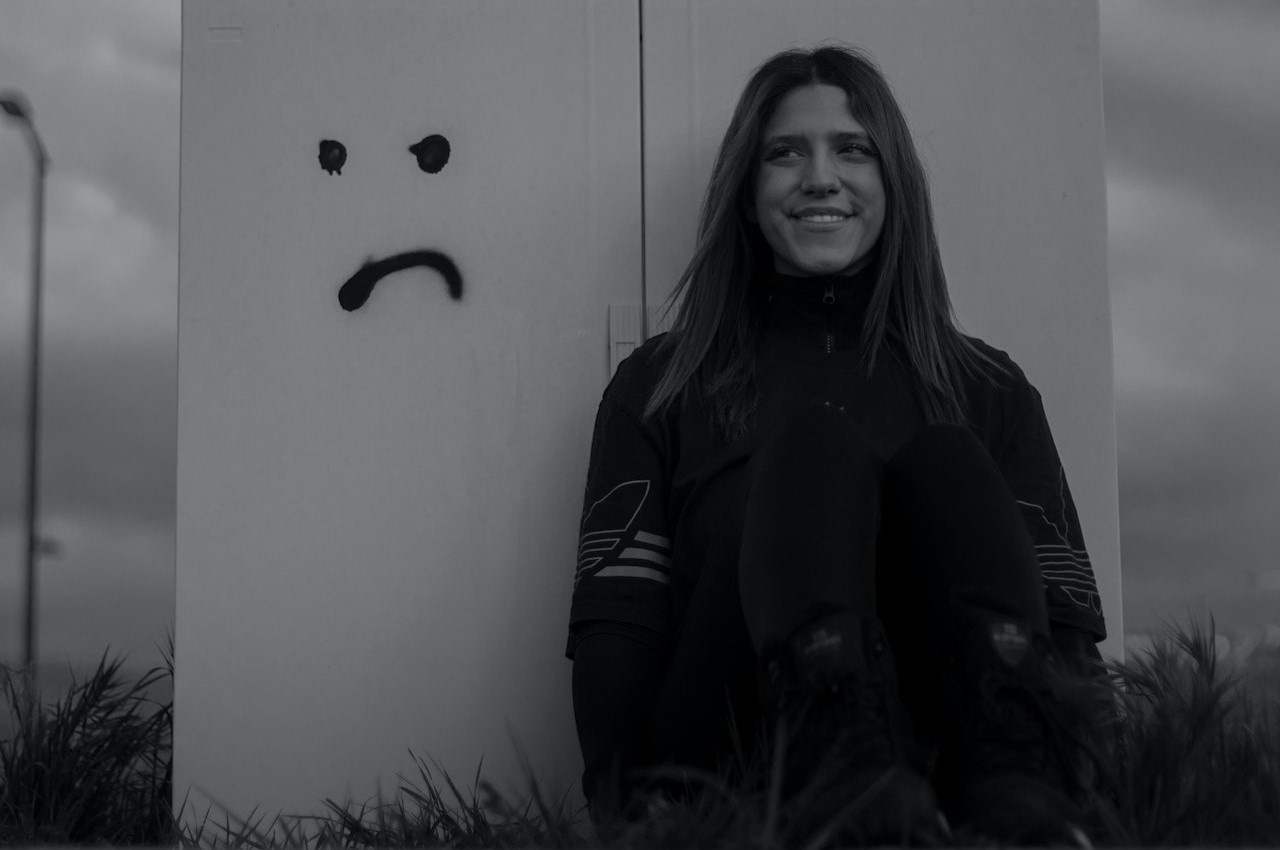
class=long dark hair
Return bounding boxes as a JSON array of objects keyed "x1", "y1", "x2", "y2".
[{"x1": 642, "y1": 44, "x2": 1010, "y2": 442}]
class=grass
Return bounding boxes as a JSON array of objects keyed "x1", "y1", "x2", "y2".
[
  {"x1": 178, "y1": 749, "x2": 583, "y2": 850},
  {"x1": 1, "y1": 615, "x2": 1278, "y2": 847},
  {"x1": 0, "y1": 640, "x2": 172, "y2": 845},
  {"x1": 1080, "y1": 615, "x2": 1280, "y2": 846}
]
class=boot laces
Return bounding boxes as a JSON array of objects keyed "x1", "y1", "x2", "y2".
[
  {"x1": 800, "y1": 673, "x2": 896, "y2": 770},
  {"x1": 968, "y1": 660, "x2": 1083, "y2": 793}
]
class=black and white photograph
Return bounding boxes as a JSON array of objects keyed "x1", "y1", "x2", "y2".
[{"x1": 0, "y1": 1, "x2": 1277, "y2": 846}]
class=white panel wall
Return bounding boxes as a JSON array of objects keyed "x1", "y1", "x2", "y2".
[
  {"x1": 642, "y1": 0, "x2": 1122, "y2": 658},
  {"x1": 176, "y1": 0, "x2": 641, "y2": 819},
  {"x1": 178, "y1": 0, "x2": 1123, "y2": 825}
]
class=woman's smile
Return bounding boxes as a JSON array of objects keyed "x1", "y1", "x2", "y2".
[
  {"x1": 791, "y1": 207, "x2": 855, "y2": 230},
  {"x1": 793, "y1": 205, "x2": 853, "y2": 225}
]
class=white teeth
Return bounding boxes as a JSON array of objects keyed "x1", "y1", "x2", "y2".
[{"x1": 798, "y1": 214, "x2": 847, "y2": 223}]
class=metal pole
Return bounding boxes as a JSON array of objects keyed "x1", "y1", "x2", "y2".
[
  {"x1": 2, "y1": 91, "x2": 48, "y2": 678},
  {"x1": 23, "y1": 130, "x2": 47, "y2": 675}
]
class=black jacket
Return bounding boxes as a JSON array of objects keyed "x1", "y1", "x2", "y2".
[{"x1": 566, "y1": 266, "x2": 1107, "y2": 805}]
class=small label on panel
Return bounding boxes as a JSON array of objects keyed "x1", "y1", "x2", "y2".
[
  {"x1": 609, "y1": 304, "x2": 641, "y2": 377},
  {"x1": 207, "y1": 26, "x2": 244, "y2": 42}
]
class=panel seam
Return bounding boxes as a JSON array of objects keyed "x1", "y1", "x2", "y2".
[{"x1": 638, "y1": 0, "x2": 648, "y2": 338}]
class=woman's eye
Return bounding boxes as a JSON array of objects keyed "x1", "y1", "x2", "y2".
[
  {"x1": 841, "y1": 143, "x2": 876, "y2": 159},
  {"x1": 764, "y1": 146, "x2": 798, "y2": 161}
]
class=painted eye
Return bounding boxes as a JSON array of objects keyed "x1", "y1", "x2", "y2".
[
  {"x1": 318, "y1": 139, "x2": 347, "y2": 175},
  {"x1": 409, "y1": 134, "x2": 451, "y2": 173}
]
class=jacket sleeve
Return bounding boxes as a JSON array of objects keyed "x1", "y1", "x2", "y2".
[
  {"x1": 997, "y1": 378, "x2": 1108, "y2": 646},
  {"x1": 572, "y1": 630, "x2": 666, "y2": 825},
  {"x1": 566, "y1": 359, "x2": 675, "y2": 812},
  {"x1": 565, "y1": 390, "x2": 674, "y2": 657}
]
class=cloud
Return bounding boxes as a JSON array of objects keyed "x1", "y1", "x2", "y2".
[
  {"x1": 0, "y1": 170, "x2": 176, "y2": 528},
  {"x1": 0, "y1": 515, "x2": 173, "y2": 669},
  {"x1": 0, "y1": 1, "x2": 179, "y2": 83},
  {"x1": 1101, "y1": 2, "x2": 1280, "y2": 633},
  {"x1": 0, "y1": 1, "x2": 178, "y2": 670},
  {"x1": 1101, "y1": 0, "x2": 1280, "y2": 241},
  {"x1": 1108, "y1": 163, "x2": 1280, "y2": 605},
  {"x1": 46, "y1": 173, "x2": 177, "y2": 337},
  {"x1": 0, "y1": 336, "x2": 175, "y2": 522},
  {"x1": 1107, "y1": 168, "x2": 1280, "y2": 396},
  {"x1": 0, "y1": 0, "x2": 179, "y2": 258},
  {"x1": 1102, "y1": 0, "x2": 1280, "y2": 122}
]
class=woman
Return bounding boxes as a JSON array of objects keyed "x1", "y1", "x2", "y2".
[{"x1": 565, "y1": 44, "x2": 1107, "y2": 847}]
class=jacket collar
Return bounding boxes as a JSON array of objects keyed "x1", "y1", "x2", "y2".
[{"x1": 763, "y1": 263, "x2": 877, "y2": 356}]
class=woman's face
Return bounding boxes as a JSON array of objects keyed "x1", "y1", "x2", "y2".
[{"x1": 750, "y1": 83, "x2": 885, "y2": 277}]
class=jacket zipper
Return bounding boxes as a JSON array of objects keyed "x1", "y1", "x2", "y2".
[{"x1": 823, "y1": 282, "x2": 835, "y2": 354}]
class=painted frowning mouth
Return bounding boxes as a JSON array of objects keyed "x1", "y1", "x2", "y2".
[{"x1": 338, "y1": 249, "x2": 463, "y2": 311}]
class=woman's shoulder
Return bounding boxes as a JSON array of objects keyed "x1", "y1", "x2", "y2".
[
  {"x1": 613, "y1": 332, "x2": 676, "y2": 385},
  {"x1": 603, "y1": 332, "x2": 677, "y2": 414},
  {"x1": 957, "y1": 334, "x2": 1041, "y2": 432},
  {"x1": 960, "y1": 334, "x2": 1032, "y2": 393}
]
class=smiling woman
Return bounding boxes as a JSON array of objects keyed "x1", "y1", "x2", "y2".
[{"x1": 567, "y1": 44, "x2": 1107, "y2": 848}]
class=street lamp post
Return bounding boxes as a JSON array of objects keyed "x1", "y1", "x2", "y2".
[{"x1": 1, "y1": 90, "x2": 50, "y2": 677}]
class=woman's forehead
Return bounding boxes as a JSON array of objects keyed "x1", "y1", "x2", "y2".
[{"x1": 762, "y1": 84, "x2": 865, "y2": 137}]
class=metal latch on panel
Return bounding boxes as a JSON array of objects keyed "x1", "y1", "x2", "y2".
[{"x1": 608, "y1": 304, "x2": 642, "y2": 377}]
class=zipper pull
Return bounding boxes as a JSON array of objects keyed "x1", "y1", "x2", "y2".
[{"x1": 823, "y1": 282, "x2": 835, "y2": 305}]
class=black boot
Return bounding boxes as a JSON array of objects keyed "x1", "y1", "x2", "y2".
[
  {"x1": 936, "y1": 616, "x2": 1095, "y2": 848},
  {"x1": 758, "y1": 610, "x2": 949, "y2": 847}
]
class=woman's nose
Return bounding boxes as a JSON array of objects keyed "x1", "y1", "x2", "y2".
[{"x1": 801, "y1": 152, "x2": 839, "y2": 194}]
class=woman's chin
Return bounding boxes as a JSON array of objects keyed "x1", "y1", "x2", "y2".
[{"x1": 784, "y1": 256, "x2": 858, "y2": 277}]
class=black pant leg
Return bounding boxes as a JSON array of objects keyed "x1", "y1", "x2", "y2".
[
  {"x1": 646, "y1": 416, "x2": 1057, "y2": 793},
  {"x1": 738, "y1": 403, "x2": 886, "y2": 652},
  {"x1": 882, "y1": 422, "x2": 1050, "y2": 643},
  {"x1": 876, "y1": 423, "x2": 1051, "y2": 751},
  {"x1": 644, "y1": 462, "x2": 760, "y2": 783},
  {"x1": 646, "y1": 405, "x2": 887, "y2": 782}
]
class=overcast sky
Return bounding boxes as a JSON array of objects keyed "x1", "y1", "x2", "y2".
[{"x1": 0, "y1": 0, "x2": 1277, "y2": 677}]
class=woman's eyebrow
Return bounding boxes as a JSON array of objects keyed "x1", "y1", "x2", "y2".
[{"x1": 762, "y1": 131, "x2": 872, "y2": 147}]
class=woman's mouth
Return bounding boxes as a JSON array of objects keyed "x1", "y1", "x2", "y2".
[
  {"x1": 790, "y1": 210, "x2": 854, "y2": 231},
  {"x1": 794, "y1": 213, "x2": 849, "y2": 223}
]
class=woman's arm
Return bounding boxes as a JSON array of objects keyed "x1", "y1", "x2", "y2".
[
  {"x1": 572, "y1": 623, "x2": 667, "y2": 826},
  {"x1": 995, "y1": 376, "x2": 1108, "y2": 650},
  {"x1": 566, "y1": 357, "x2": 676, "y2": 822}
]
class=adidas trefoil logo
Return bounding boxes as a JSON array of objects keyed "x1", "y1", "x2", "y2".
[
  {"x1": 800, "y1": 628, "x2": 843, "y2": 658},
  {"x1": 990, "y1": 621, "x2": 1030, "y2": 666}
]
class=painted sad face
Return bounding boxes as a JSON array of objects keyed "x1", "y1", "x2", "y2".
[
  {"x1": 322, "y1": 134, "x2": 465, "y2": 311},
  {"x1": 750, "y1": 84, "x2": 886, "y2": 277}
]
